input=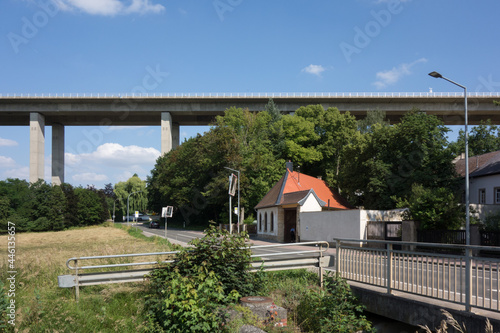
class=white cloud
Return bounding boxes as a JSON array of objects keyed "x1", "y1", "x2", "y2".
[
  {"x1": 3, "y1": 166, "x2": 29, "y2": 180},
  {"x1": 301, "y1": 64, "x2": 327, "y2": 77},
  {"x1": 373, "y1": 58, "x2": 427, "y2": 89},
  {"x1": 0, "y1": 156, "x2": 16, "y2": 168},
  {"x1": 54, "y1": 0, "x2": 165, "y2": 16},
  {"x1": 90, "y1": 143, "x2": 160, "y2": 165},
  {"x1": 72, "y1": 172, "x2": 109, "y2": 183},
  {"x1": 65, "y1": 143, "x2": 160, "y2": 185},
  {"x1": 0, "y1": 138, "x2": 18, "y2": 147}
]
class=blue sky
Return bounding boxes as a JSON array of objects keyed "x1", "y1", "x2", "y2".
[{"x1": 1, "y1": 0, "x2": 499, "y2": 188}]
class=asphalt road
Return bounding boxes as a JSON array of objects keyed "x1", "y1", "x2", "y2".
[{"x1": 134, "y1": 222, "x2": 331, "y2": 261}]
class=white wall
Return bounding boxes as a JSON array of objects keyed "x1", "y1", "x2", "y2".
[
  {"x1": 300, "y1": 210, "x2": 364, "y2": 243},
  {"x1": 469, "y1": 174, "x2": 500, "y2": 205},
  {"x1": 299, "y1": 209, "x2": 404, "y2": 243},
  {"x1": 256, "y1": 207, "x2": 278, "y2": 236}
]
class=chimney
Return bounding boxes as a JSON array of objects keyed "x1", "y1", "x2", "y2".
[
  {"x1": 317, "y1": 176, "x2": 322, "y2": 180},
  {"x1": 286, "y1": 160, "x2": 293, "y2": 172}
]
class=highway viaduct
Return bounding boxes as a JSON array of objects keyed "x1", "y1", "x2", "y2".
[{"x1": 0, "y1": 92, "x2": 499, "y2": 185}]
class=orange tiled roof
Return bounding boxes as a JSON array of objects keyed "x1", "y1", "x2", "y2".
[{"x1": 255, "y1": 168, "x2": 351, "y2": 210}]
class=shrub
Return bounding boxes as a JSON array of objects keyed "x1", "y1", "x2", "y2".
[
  {"x1": 297, "y1": 274, "x2": 375, "y2": 333},
  {"x1": 146, "y1": 267, "x2": 239, "y2": 332},
  {"x1": 144, "y1": 225, "x2": 257, "y2": 332},
  {"x1": 482, "y1": 211, "x2": 500, "y2": 231}
]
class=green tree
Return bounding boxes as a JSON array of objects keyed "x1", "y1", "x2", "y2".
[
  {"x1": 148, "y1": 107, "x2": 284, "y2": 226},
  {"x1": 357, "y1": 108, "x2": 390, "y2": 134},
  {"x1": 448, "y1": 120, "x2": 500, "y2": 157},
  {"x1": 60, "y1": 183, "x2": 79, "y2": 228},
  {"x1": 342, "y1": 111, "x2": 459, "y2": 222},
  {"x1": 395, "y1": 184, "x2": 463, "y2": 230},
  {"x1": 114, "y1": 174, "x2": 147, "y2": 218},
  {"x1": 74, "y1": 187, "x2": 106, "y2": 226},
  {"x1": 0, "y1": 178, "x2": 32, "y2": 219}
]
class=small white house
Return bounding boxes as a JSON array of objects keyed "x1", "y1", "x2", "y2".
[{"x1": 254, "y1": 162, "x2": 351, "y2": 242}]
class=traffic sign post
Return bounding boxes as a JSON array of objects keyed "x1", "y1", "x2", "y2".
[
  {"x1": 228, "y1": 174, "x2": 237, "y2": 234},
  {"x1": 162, "y1": 206, "x2": 173, "y2": 239}
]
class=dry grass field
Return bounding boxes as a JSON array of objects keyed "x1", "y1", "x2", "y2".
[{"x1": 0, "y1": 224, "x2": 174, "y2": 332}]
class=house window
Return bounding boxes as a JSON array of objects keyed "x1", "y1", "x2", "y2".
[
  {"x1": 495, "y1": 188, "x2": 500, "y2": 204},
  {"x1": 479, "y1": 188, "x2": 486, "y2": 204},
  {"x1": 259, "y1": 213, "x2": 262, "y2": 231},
  {"x1": 270, "y1": 212, "x2": 274, "y2": 232},
  {"x1": 264, "y1": 213, "x2": 268, "y2": 232}
]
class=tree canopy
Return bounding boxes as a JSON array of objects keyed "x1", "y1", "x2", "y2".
[
  {"x1": 148, "y1": 102, "x2": 464, "y2": 230},
  {"x1": 0, "y1": 180, "x2": 109, "y2": 232}
]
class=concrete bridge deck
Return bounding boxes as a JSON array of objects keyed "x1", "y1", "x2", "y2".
[
  {"x1": 1, "y1": 92, "x2": 499, "y2": 126},
  {"x1": 1, "y1": 92, "x2": 499, "y2": 184}
]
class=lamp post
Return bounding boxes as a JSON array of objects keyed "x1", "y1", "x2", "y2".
[
  {"x1": 428, "y1": 71, "x2": 469, "y2": 246},
  {"x1": 112, "y1": 198, "x2": 119, "y2": 223},
  {"x1": 224, "y1": 167, "x2": 240, "y2": 233},
  {"x1": 127, "y1": 190, "x2": 143, "y2": 228},
  {"x1": 429, "y1": 71, "x2": 472, "y2": 312}
]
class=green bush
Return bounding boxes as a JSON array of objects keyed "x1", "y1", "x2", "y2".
[
  {"x1": 482, "y1": 211, "x2": 500, "y2": 231},
  {"x1": 146, "y1": 267, "x2": 239, "y2": 332},
  {"x1": 297, "y1": 274, "x2": 375, "y2": 333},
  {"x1": 144, "y1": 225, "x2": 257, "y2": 332}
]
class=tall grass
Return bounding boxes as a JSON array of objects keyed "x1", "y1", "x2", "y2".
[{"x1": 0, "y1": 223, "x2": 174, "y2": 332}]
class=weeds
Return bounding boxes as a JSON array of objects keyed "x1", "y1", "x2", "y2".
[{"x1": 419, "y1": 309, "x2": 493, "y2": 333}]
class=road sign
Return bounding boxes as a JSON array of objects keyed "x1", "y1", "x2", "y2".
[
  {"x1": 162, "y1": 206, "x2": 173, "y2": 218},
  {"x1": 228, "y1": 173, "x2": 237, "y2": 196}
]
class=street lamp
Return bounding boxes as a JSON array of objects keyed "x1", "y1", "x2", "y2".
[
  {"x1": 112, "y1": 198, "x2": 119, "y2": 223},
  {"x1": 127, "y1": 190, "x2": 143, "y2": 227},
  {"x1": 224, "y1": 167, "x2": 240, "y2": 233},
  {"x1": 429, "y1": 71, "x2": 472, "y2": 311},
  {"x1": 428, "y1": 71, "x2": 469, "y2": 246}
]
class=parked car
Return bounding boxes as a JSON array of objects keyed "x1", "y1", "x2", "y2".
[{"x1": 149, "y1": 220, "x2": 160, "y2": 228}]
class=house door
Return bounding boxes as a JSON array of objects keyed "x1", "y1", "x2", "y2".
[{"x1": 284, "y1": 209, "x2": 297, "y2": 243}]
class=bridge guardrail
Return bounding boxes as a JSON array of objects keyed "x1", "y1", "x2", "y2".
[
  {"x1": 334, "y1": 238, "x2": 500, "y2": 313},
  {"x1": 2, "y1": 92, "x2": 500, "y2": 99},
  {"x1": 58, "y1": 241, "x2": 330, "y2": 300}
]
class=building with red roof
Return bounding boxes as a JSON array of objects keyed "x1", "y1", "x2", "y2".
[{"x1": 254, "y1": 161, "x2": 352, "y2": 242}]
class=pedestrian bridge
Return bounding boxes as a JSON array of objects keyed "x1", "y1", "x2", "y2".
[{"x1": 332, "y1": 238, "x2": 500, "y2": 331}]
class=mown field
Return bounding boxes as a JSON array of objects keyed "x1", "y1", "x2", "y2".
[{"x1": 0, "y1": 223, "x2": 174, "y2": 332}]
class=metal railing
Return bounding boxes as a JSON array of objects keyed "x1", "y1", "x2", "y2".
[
  {"x1": 334, "y1": 238, "x2": 500, "y2": 313},
  {"x1": 58, "y1": 241, "x2": 330, "y2": 300},
  {"x1": 2, "y1": 92, "x2": 500, "y2": 99}
]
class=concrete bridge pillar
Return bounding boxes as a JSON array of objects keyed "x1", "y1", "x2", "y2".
[
  {"x1": 172, "y1": 122, "x2": 179, "y2": 150},
  {"x1": 30, "y1": 113, "x2": 45, "y2": 183},
  {"x1": 161, "y1": 112, "x2": 179, "y2": 155},
  {"x1": 52, "y1": 123, "x2": 65, "y2": 185}
]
